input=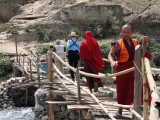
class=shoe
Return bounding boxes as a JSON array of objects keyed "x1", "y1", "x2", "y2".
[
  {"x1": 94, "y1": 82, "x2": 98, "y2": 92},
  {"x1": 115, "y1": 109, "x2": 122, "y2": 116},
  {"x1": 71, "y1": 78, "x2": 75, "y2": 81}
]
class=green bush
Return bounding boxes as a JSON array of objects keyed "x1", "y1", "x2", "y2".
[
  {"x1": 71, "y1": 27, "x2": 80, "y2": 35},
  {"x1": 35, "y1": 25, "x2": 53, "y2": 42},
  {"x1": 98, "y1": 40, "x2": 112, "y2": 74},
  {"x1": 87, "y1": 11, "x2": 120, "y2": 39},
  {"x1": 132, "y1": 32, "x2": 142, "y2": 41},
  {"x1": 36, "y1": 44, "x2": 51, "y2": 54},
  {"x1": 0, "y1": 54, "x2": 13, "y2": 77},
  {"x1": 24, "y1": 27, "x2": 31, "y2": 33},
  {"x1": 7, "y1": 29, "x2": 19, "y2": 34}
]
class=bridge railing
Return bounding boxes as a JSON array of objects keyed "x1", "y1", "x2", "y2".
[{"x1": 15, "y1": 38, "x2": 160, "y2": 120}]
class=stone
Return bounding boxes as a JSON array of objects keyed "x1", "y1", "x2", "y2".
[{"x1": 42, "y1": 115, "x2": 48, "y2": 120}]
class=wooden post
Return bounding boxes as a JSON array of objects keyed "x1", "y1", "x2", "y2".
[
  {"x1": 29, "y1": 58, "x2": 32, "y2": 80},
  {"x1": 48, "y1": 52, "x2": 54, "y2": 120},
  {"x1": 19, "y1": 53, "x2": 21, "y2": 66},
  {"x1": 141, "y1": 36, "x2": 149, "y2": 120},
  {"x1": 134, "y1": 45, "x2": 142, "y2": 119},
  {"x1": 25, "y1": 88, "x2": 28, "y2": 106},
  {"x1": 76, "y1": 67, "x2": 81, "y2": 104},
  {"x1": 23, "y1": 56, "x2": 25, "y2": 67},
  {"x1": 48, "y1": 53, "x2": 53, "y2": 81},
  {"x1": 76, "y1": 67, "x2": 82, "y2": 120},
  {"x1": 144, "y1": 58, "x2": 160, "y2": 120},
  {"x1": 15, "y1": 37, "x2": 18, "y2": 62},
  {"x1": 37, "y1": 54, "x2": 40, "y2": 87}
]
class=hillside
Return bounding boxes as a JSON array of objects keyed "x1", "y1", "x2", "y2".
[{"x1": 0, "y1": 0, "x2": 160, "y2": 54}]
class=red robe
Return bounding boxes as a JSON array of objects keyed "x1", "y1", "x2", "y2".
[
  {"x1": 80, "y1": 31, "x2": 104, "y2": 89},
  {"x1": 113, "y1": 39, "x2": 152, "y2": 105}
]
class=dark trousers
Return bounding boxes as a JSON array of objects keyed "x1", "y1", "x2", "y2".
[{"x1": 68, "y1": 50, "x2": 80, "y2": 79}]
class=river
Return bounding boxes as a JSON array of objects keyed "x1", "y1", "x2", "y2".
[{"x1": 0, "y1": 107, "x2": 35, "y2": 120}]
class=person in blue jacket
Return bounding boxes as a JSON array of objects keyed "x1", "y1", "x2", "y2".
[{"x1": 66, "y1": 32, "x2": 80, "y2": 81}]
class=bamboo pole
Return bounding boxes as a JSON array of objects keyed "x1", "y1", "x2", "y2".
[
  {"x1": 102, "y1": 102, "x2": 133, "y2": 109},
  {"x1": 25, "y1": 88, "x2": 28, "y2": 106},
  {"x1": 76, "y1": 67, "x2": 81, "y2": 104},
  {"x1": 144, "y1": 58, "x2": 160, "y2": 120},
  {"x1": 15, "y1": 37, "x2": 18, "y2": 62},
  {"x1": 130, "y1": 108, "x2": 143, "y2": 120},
  {"x1": 48, "y1": 52, "x2": 54, "y2": 120},
  {"x1": 102, "y1": 87, "x2": 116, "y2": 92},
  {"x1": 151, "y1": 68, "x2": 160, "y2": 72},
  {"x1": 54, "y1": 64, "x2": 116, "y2": 120},
  {"x1": 19, "y1": 53, "x2": 21, "y2": 66},
  {"x1": 76, "y1": 67, "x2": 82, "y2": 120},
  {"x1": 134, "y1": 44, "x2": 142, "y2": 119},
  {"x1": 48, "y1": 53, "x2": 53, "y2": 81},
  {"x1": 37, "y1": 54, "x2": 40, "y2": 87},
  {"x1": 142, "y1": 36, "x2": 149, "y2": 120},
  {"x1": 53, "y1": 52, "x2": 134, "y2": 78},
  {"x1": 29, "y1": 58, "x2": 32, "y2": 81}
]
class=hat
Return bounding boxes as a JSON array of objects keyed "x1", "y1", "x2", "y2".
[
  {"x1": 68, "y1": 32, "x2": 78, "y2": 37},
  {"x1": 56, "y1": 40, "x2": 60, "y2": 45}
]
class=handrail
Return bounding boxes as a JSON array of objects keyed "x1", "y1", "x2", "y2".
[
  {"x1": 144, "y1": 57, "x2": 160, "y2": 120},
  {"x1": 53, "y1": 52, "x2": 135, "y2": 78},
  {"x1": 151, "y1": 68, "x2": 160, "y2": 72}
]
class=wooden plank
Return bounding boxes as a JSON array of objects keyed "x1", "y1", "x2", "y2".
[
  {"x1": 142, "y1": 36, "x2": 149, "y2": 120},
  {"x1": 76, "y1": 67, "x2": 81, "y2": 104},
  {"x1": 48, "y1": 53, "x2": 54, "y2": 120},
  {"x1": 144, "y1": 58, "x2": 160, "y2": 120},
  {"x1": 50, "y1": 90, "x2": 71, "y2": 95},
  {"x1": 134, "y1": 44, "x2": 142, "y2": 119},
  {"x1": 46, "y1": 101, "x2": 77, "y2": 105},
  {"x1": 67, "y1": 105, "x2": 94, "y2": 110}
]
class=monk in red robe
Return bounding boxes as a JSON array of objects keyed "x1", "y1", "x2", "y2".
[
  {"x1": 108, "y1": 24, "x2": 138, "y2": 116},
  {"x1": 108, "y1": 24, "x2": 152, "y2": 116},
  {"x1": 80, "y1": 31, "x2": 105, "y2": 93}
]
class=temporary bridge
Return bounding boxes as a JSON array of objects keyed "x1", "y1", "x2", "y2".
[{"x1": 12, "y1": 37, "x2": 160, "y2": 120}]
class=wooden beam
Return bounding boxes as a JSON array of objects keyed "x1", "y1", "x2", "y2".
[
  {"x1": 48, "y1": 52, "x2": 54, "y2": 120},
  {"x1": 142, "y1": 36, "x2": 149, "y2": 120},
  {"x1": 76, "y1": 67, "x2": 81, "y2": 104},
  {"x1": 134, "y1": 44, "x2": 142, "y2": 119},
  {"x1": 144, "y1": 58, "x2": 160, "y2": 120},
  {"x1": 102, "y1": 102, "x2": 133, "y2": 109},
  {"x1": 67, "y1": 105, "x2": 94, "y2": 110},
  {"x1": 50, "y1": 90, "x2": 71, "y2": 95},
  {"x1": 130, "y1": 108, "x2": 143, "y2": 120},
  {"x1": 53, "y1": 52, "x2": 133, "y2": 79},
  {"x1": 46, "y1": 101, "x2": 76, "y2": 105}
]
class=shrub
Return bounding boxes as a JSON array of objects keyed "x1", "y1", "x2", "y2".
[
  {"x1": 87, "y1": 11, "x2": 120, "y2": 39},
  {"x1": 132, "y1": 32, "x2": 142, "y2": 41},
  {"x1": 0, "y1": 54, "x2": 13, "y2": 77},
  {"x1": 98, "y1": 40, "x2": 112, "y2": 74},
  {"x1": 7, "y1": 29, "x2": 19, "y2": 34},
  {"x1": 35, "y1": 25, "x2": 53, "y2": 42},
  {"x1": 36, "y1": 44, "x2": 51, "y2": 54},
  {"x1": 24, "y1": 27, "x2": 31, "y2": 33},
  {"x1": 71, "y1": 27, "x2": 80, "y2": 34}
]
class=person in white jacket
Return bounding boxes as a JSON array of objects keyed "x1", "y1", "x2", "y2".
[{"x1": 54, "y1": 40, "x2": 65, "y2": 74}]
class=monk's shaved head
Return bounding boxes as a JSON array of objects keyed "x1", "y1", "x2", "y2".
[
  {"x1": 122, "y1": 24, "x2": 132, "y2": 31},
  {"x1": 121, "y1": 24, "x2": 133, "y2": 40}
]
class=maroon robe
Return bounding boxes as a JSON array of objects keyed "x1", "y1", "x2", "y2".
[{"x1": 112, "y1": 39, "x2": 152, "y2": 105}]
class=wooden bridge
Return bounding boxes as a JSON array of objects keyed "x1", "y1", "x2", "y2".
[{"x1": 12, "y1": 37, "x2": 160, "y2": 120}]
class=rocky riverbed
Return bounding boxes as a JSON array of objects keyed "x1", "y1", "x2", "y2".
[{"x1": 0, "y1": 77, "x2": 83, "y2": 120}]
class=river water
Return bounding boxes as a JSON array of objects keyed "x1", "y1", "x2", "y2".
[{"x1": 0, "y1": 107, "x2": 35, "y2": 120}]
